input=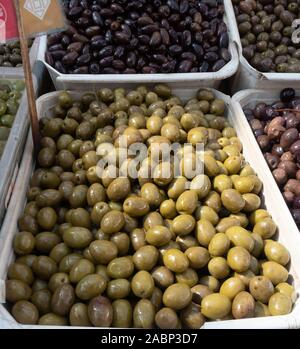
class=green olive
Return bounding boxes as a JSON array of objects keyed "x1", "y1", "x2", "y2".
[
  {"x1": 69, "y1": 303, "x2": 91, "y2": 326},
  {"x1": 201, "y1": 293, "x2": 231, "y2": 320},
  {"x1": 163, "y1": 283, "x2": 192, "y2": 310},
  {"x1": 155, "y1": 307, "x2": 179, "y2": 329},
  {"x1": 12, "y1": 300, "x2": 39, "y2": 325},
  {"x1": 232, "y1": 291, "x2": 255, "y2": 319},
  {"x1": 151, "y1": 266, "x2": 174, "y2": 289},
  {"x1": 175, "y1": 268, "x2": 198, "y2": 287},
  {"x1": 221, "y1": 189, "x2": 245, "y2": 213},
  {"x1": 225, "y1": 226, "x2": 254, "y2": 252},
  {"x1": 208, "y1": 233, "x2": 230, "y2": 257},
  {"x1": 31, "y1": 289, "x2": 52, "y2": 315},
  {"x1": 163, "y1": 249, "x2": 189, "y2": 273},
  {"x1": 172, "y1": 214, "x2": 196, "y2": 236},
  {"x1": 51, "y1": 284, "x2": 75, "y2": 316},
  {"x1": 112, "y1": 299, "x2": 132, "y2": 328},
  {"x1": 261, "y1": 261, "x2": 289, "y2": 285},
  {"x1": 8, "y1": 262, "x2": 34, "y2": 285},
  {"x1": 268, "y1": 293, "x2": 292, "y2": 316},
  {"x1": 133, "y1": 299, "x2": 155, "y2": 329},
  {"x1": 208, "y1": 257, "x2": 230, "y2": 279},
  {"x1": 249, "y1": 276, "x2": 274, "y2": 303},
  {"x1": 107, "y1": 257, "x2": 134, "y2": 279},
  {"x1": 131, "y1": 271, "x2": 154, "y2": 298},
  {"x1": 146, "y1": 225, "x2": 172, "y2": 247},
  {"x1": 48, "y1": 272, "x2": 70, "y2": 292},
  {"x1": 133, "y1": 245, "x2": 159, "y2": 271},
  {"x1": 185, "y1": 246, "x2": 210, "y2": 269},
  {"x1": 227, "y1": 246, "x2": 251, "y2": 273},
  {"x1": 196, "y1": 219, "x2": 216, "y2": 246},
  {"x1": 264, "y1": 240, "x2": 290, "y2": 266}
]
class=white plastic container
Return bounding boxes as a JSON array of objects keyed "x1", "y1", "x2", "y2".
[
  {"x1": 232, "y1": 88, "x2": 300, "y2": 230},
  {"x1": 36, "y1": 1, "x2": 239, "y2": 90},
  {"x1": 1, "y1": 87, "x2": 300, "y2": 329},
  {"x1": 227, "y1": 3, "x2": 300, "y2": 93},
  {"x1": 0, "y1": 38, "x2": 40, "y2": 78},
  {"x1": 0, "y1": 74, "x2": 37, "y2": 225}
]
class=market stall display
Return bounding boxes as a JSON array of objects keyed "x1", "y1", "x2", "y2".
[
  {"x1": 38, "y1": 0, "x2": 238, "y2": 89},
  {"x1": 235, "y1": 88, "x2": 300, "y2": 229},
  {"x1": 0, "y1": 86, "x2": 299, "y2": 329}
]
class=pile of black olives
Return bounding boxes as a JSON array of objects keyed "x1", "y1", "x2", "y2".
[
  {"x1": 6, "y1": 86, "x2": 295, "y2": 328},
  {"x1": 45, "y1": 0, "x2": 231, "y2": 74},
  {"x1": 245, "y1": 87, "x2": 300, "y2": 227},
  {"x1": 232, "y1": 0, "x2": 300, "y2": 73}
]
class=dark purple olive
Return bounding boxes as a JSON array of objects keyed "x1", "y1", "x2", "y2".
[
  {"x1": 283, "y1": 191, "x2": 295, "y2": 206},
  {"x1": 278, "y1": 161, "x2": 297, "y2": 178},
  {"x1": 99, "y1": 56, "x2": 114, "y2": 67},
  {"x1": 273, "y1": 168, "x2": 288, "y2": 185},
  {"x1": 280, "y1": 88, "x2": 296, "y2": 103},
  {"x1": 257, "y1": 135, "x2": 271, "y2": 151},
  {"x1": 45, "y1": 52, "x2": 54, "y2": 66},
  {"x1": 89, "y1": 63, "x2": 100, "y2": 74},
  {"x1": 212, "y1": 59, "x2": 226, "y2": 71},
  {"x1": 51, "y1": 50, "x2": 67, "y2": 60},
  {"x1": 250, "y1": 119, "x2": 263, "y2": 131},
  {"x1": 286, "y1": 114, "x2": 300, "y2": 129},
  {"x1": 272, "y1": 144, "x2": 285, "y2": 157},
  {"x1": 253, "y1": 103, "x2": 267, "y2": 119},
  {"x1": 290, "y1": 140, "x2": 300, "y2": 154},
  {"x1": 177, "y1": 60, "x2": 193, "y2": 73},
  {"x1": 92, "y1": 12, "x2": 104, "y2": 26},
  {"x1": 254, "y1": 129, "x2": 264, "y2": 137},
  {"x1": 219, "y1": 32, "x2": 229, "y2": 48},
  {"x1": 280, "y1": 128, "x2": 299, "y2": 149},
  {"x1": 49, "y1": 44, "x2": 64, "y2": 52},
  {"x1": 199, "y1": 61, "x2": 209, "y2": 72},
  {"x1": 292, "y1": 209, "x2": 300, "y2": 225},
  {"x1": 77, "y1": 54, "x2": 91, "y2": 65},
  {"x1": 265, "y1": 153, "x2": 279, "y2": 170},
  {"x1": 263, "y1": 107, "x2": 279, "y2": 121},
  {"x1": 54, "y1": 61, "x2": 66, "y2": 74}
]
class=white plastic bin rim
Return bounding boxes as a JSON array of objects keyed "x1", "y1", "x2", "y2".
[{"x1": 1, "y1": 88, "x2": 300, "y2": 329}]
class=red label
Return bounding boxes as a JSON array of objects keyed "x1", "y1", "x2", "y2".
[{"x1": 0, "y1": 0, "x2": 18, "y2": 42}]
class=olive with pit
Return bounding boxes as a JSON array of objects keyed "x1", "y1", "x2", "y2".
[
  {"x1": 264, "y1": 240, "x2": 290, "y2": 266},
  {"x1": 155, "y1": 307, "x2": 179, "y2": 329},
  {"x1": 201, "y1": 293, "x2": 231, "y2": 320},
  {"x1": 12, "y1": 300, "x2": 39, "y2": 324},
  {"x1": 6, "y1": 279, "x2": 32, "y2": 303},
  {"x1": 89, "y1": 240, "x2": 118, "y2": 265},
  {"x1": 133, "y1": 245, "x2": 159, "y2": 271},
  {"x1": 51, "y1": 284, "x2": 75, "y2": 316},
  {"x1": 208, "y1": 233, "x2": 230, "y2": 257},
  {"x1": 227, "y1": 246, "x2": 251, "y2": 273},
  {"x1": 131, "y1": 271, "x2": 154, "y2": 298},
  {"x1": 220, "y1": 277, "x2": 246, "y2": 300},
  {"x1": 88, "y1": 296, "x2": 113, "y2": 327},
  {"x1": 69, "y1": 303, "x2": 91, "y2": 326},
  {"x1": 221, "y1": 189, "x2": 245, "y2": 213},
  {"x1": 261, "y1": 261, "x2": 289, "y2": 285},
  {"x1": 123, "y1": 197, "x2": 150, "y2": 217},
  {"x1": 176, "y1": 190, "x2": 198, "y2": 215},
  {"x1": 133, "y1": 299, "x2": 155, "y2": 329},
  {"x1": 163, "y1": 249, "x2": 189, "y2": 273},
  {"x1": 163, "y1": 283, "x2": 192, "y2": 310},
  {"x1": 180, "y1": 302, "x2": 205, "y2": 329},
  {"x1": 208, "y1": 257, "x2": 230, "y2": 280},
  {"x1": 63, "y1": 227, "x2": 93, "y2": 249},
  {"x1": 112, "y1": 299, "x2": 132, "y2": 328},
  {"x1": 185, "y1": 246, "x2": 210, "y2": 269},
  {"x1": 107, "y1": 178, "x2": 131, "y2": 202},
  {"x1": 152, "y1": 266, "x2": 174, "y2": 290},
  {"x1": 31, "y1": 289, "x2": 52, "y2": 315},
  {"x1": 8, "y1": 262, "x2": 34, "y2": 285},
  {"x1": 107, "y1": 279, "x2": 131, "y2": 300},
  {"x1": 107, "y1": 257, "x2": 134, "y2": 279},
  {"x1": 249, "y1": 276, "x2": 274, "y2": 303},
  {"x1": 69, "y1": 259, "x2": 95, "y2": 283},
  {"x1": 101, "y1": 210, "x2": 125, "y2": 234},
  {"x1": 232, "y1": 291, "x2": 255, "y2": 319},
  {"x1": 268, "y1": 293, "x2": 292, "y2": 316},
  {"x1": 145, "y1": 225, "x2": 172, "y2": 247}
]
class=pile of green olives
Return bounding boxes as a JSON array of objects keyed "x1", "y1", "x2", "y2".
[
  {"x1": 6, "y1": 86, "x2": 295, "y2": 328},
  {"x1": 232, "y1": 0, "x2": 300, "y2": 72},
  {"x1": 0, "y1": 80, "x2": 25, "y2": 158},
  {"x1": 0, "y1": 40, "x2": 33, "y2": 68}
]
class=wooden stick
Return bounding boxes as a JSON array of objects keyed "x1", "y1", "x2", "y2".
[{"x1": 13, "y1": 0, "x2": 40, "y2": 152}]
